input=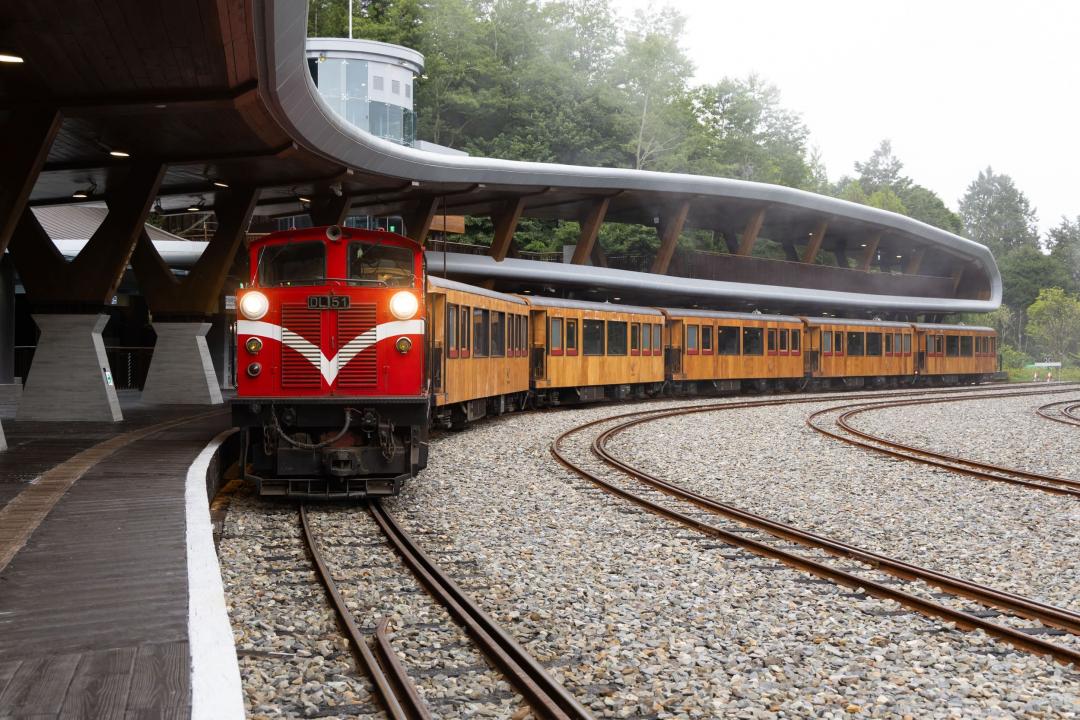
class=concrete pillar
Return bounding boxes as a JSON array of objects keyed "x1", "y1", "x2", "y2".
[
  {"x1": 141, "y1": 322, "x2": 223, "y2": 405},
  {"x1": 17, "y1": 314, "x2": 121, "y2": 422}
]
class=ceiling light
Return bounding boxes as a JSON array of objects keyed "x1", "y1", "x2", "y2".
[
  {"x1": 109, "y1": 149, "x2": 130, "y2": 158},
  {"x1": 187, "y1": 199, "x2": 206, "y2": 213},
  {"x1": 859, "y1": 243, "x2": 867, "y2": 248},
  {"x1": 896, "y1": 254, "x2": 903, "y2": 259},
  {"x1": 72, "y1": 182, "x2": 96, "y2": 199},
  {"x1": 298, "y1": 196, "x2": 312, "y2": 204},
  {"x1": 212, "y1": 180, "x2": 229, "y2": 188},
  {"x1": 0, "y1": 53, "x2": 24, "y2": 64}
]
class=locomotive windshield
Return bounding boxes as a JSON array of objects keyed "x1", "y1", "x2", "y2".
[
  {"x1": 347, "y1": 241, "x2": 414, "y2": 287},
  {"x1": 258, "y1": 242, "x2": 326, "y2": 287}
]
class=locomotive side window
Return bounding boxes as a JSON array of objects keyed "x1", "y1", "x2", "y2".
[
  {"x1": 607, "y1": 321, "x2": 628, "y2": 355},
  {"x1": 583, "y1": 320, "x2": 605, "y2": 355},
  {"x1": 960, "y1": 335, "x2": 973, "y2": 356},
  {"x1": 653, "y1": 323, "x2": 663, "y2": 355},
  {"x1": 743, "y1": 327, "x2": 764, "y2": 355},
  {"x1": 847, "y1": 332, "x2": 865, "y2": 356},
  {"x1": 630, "y1": 323, "x2": 640, "y2": 356},
  {"x1": 347, "y1": 241, "x2": 415, "y2": 286},
  {"x1": 447, "y1": 304, "x2": 458, "y2": 358},
  {"x1": 686, "y1": 325, "x2": 699, "y2": 355},
  {"x1": 702, "y1": 326, "x2": 713, "y2": 355},
  {"x1": 459, "y1": 306, "x2": 471, "y2": 358},
  {"x1": 945, "y1": 335, "x2": 959, "y2": 357},
  {"x1": 491, "y1": 312, "x2": 505, "y2": 357},
  {"x1": 566, "y1": 319, "x2": 578, "y2": 356},
  {"x1": 767, "y1": 329, "x2": 777, "y2": 355},
  {"x1": 473, "y1": 309, "x2": 490, "y2": 357},
  {"x1": 822, "y1": 330, "x2": 833, "y2": 355},
  {"x1": 258, "y1": 242, "x2": 326, "y2": 287},
  {"x1": 791, "y1": 329, "x2": 801, "y2": 354},
  {"x1": 866, "y1": 332, "x2": 882, "y2": 356},
  {"x1": 549, "y1": 317, "x2": 564, "y2": 356},
  {"x1": 903, "y1": 333, "x2": 912, "y2": 354},
  {"x1": 718, "y1": 326, "x2": 739, "y2": 355}
]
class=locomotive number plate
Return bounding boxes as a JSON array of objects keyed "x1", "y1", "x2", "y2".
[{"x1": 307, "y1": 295, "x2": 351, "y2": 310}]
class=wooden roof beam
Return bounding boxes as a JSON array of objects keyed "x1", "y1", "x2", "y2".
[
  {"x1": 801, "y1": 220, "x2": 828, "y2": 264},
  {"x1": 489, "y1": 197, "x2": 526, "y2": 261},
  {"x1": 402, "y1": 196, "x2": 439, "y2": 245},
  {"x1": 649, "y1": 200, "x2": 691, "y2": 274},
  {"x1": 736, "y1": 207, "x2": 766, "y2": 256},
  {"x1": 0, "y1": 109, "x2": 61, "y2": 255},
  {"x1": 857, "y1": 232, "x2": 881, "y2": 271},
  {"x1": 903, "y1": 246, "x2": 927, "y2": 275},
  {"x1": 570, "y1": 197, "x2": 609, "y2": 265}
]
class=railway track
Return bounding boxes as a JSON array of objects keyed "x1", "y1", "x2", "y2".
[
  {"x1": 550, "y1": 391, "x2": 1080, "y2": 667},
  {"x1": 300, "y1": 503, "x2": 594, "y2": 720},
  {"x1": 807, "y1": 391, "x2": 1080, "y2": 497},
  {"x1": 1036, "y1": 399, "x2": 1080, "y2": 428}
]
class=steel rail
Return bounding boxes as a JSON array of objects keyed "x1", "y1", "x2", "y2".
[
  {"x1": 299, "y1": 505, "x2": 431, "y2": 720},
  {"x1": 589, "y1": 410, "x2": 1080, "y2": 636},
  {"x1": 807, "y1": 394, "x2": 1080, "y2": 497},
  {"x1": 550, "y1": 412, "x2": 1080, "y2": 666},
  {"x1": 368, "y1": 501, "x2": 594, "y2": 720},
  {"x1": 1036, "y1": 399, "x2": 1080, "y2": 428}
]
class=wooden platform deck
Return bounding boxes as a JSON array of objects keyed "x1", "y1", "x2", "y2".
[{"x1": 0, "y1": 394, "x2": 231, "y2": 718}]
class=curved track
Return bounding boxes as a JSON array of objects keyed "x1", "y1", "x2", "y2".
[
  {"x1": 301, "y1": 503, "x2": 594, "y2": 720},
  {"x1": 807, "y1": 391, "x2": 1080, "y2": 497},
  {"x1": 550, "y1": 391, "x2": 1080, "y2": 666},
  {"x1": 1036, "y1": 399, "x2": 1080, "y2": 428}
]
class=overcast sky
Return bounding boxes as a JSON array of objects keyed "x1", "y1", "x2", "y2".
[{"x1": 608, "y1": 0, "x2": 1079, "y2": 233}]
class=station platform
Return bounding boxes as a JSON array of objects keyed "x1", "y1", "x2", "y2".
[{"x1": 0, "y1": 391, "x2": 242, "y2": 719}]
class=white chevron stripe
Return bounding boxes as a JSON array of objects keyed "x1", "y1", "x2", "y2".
[{"x1": 237, "y1": 318, "x2": 424, "y2": 385}]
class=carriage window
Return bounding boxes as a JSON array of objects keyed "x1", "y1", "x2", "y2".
[
  {"x1": 607, "y1": 321, "x2": 628, "y2": 355},
  {"x1": 686, "y1": 325, "x2": 699, "y2": 354},
  {"x1": 565, "y1": 319, "x2": 577, "y2": 355},
  {"x1": 631, "y1": 323, "x2": 640, "y2": 355},
  {"x1": 822, "y1": 330, "x2": 833, "y2": 354},
  {"x1": 866, "y1": 332, "x2": 882, "y2": 356},
  {"x1": 653, "y1": 323, "x2": 663, "y2": 354},
  {"x1": 847, "y1": 332, "x2": 865, "y2": 356},
  {"x1": 447, "y1": 304, "x2": 458, "y2": 358},
  {"x1": 960, "y1": 335, "x2": 973, "y2": 356},
  {"x1": 549, "y1": 317, "x2": 563, "y2": 356},
  {"x1": 903, "y1": 334, "x2": 912, "y2": 354},
  {"x1": 834, "y1": 331, "x2": 844, "y2": 355},
  {"x1": 743, "y1": 327, "x2": 764, "y2": 355},
  {"x1": 460, "y1": 306, "x2": 471, "y2": 357},
  {"x1": 491, "y1": 311, "x2": 505, "y2": 357},
  {"x1": 778, "y1": 329, "x2": 788, "y2": 353},
  {"x1": 718, "y1": 326, "x2": 740, "y2": 355},
  {"x1": 583, "y1": 319, "x2": 604, "y2": 355},
  {"x1": 946, "y1": 335, "x2": 960, "y2": 357},
  {"x1": 791, "y1": 329, "x2": 801, "y2": 354},
  {"x1": 989, "y1": 337, "x2": 995, "y2": 354},
  {"x1": 894, "y1": 333, "x2": 902, "y2": 355},
  {"x1": 473, "y1": 308, "x2": 489, "y2": 357},
  {"x1": 702, "y1": 326, "x2": 713, "y2": 354},
  {"x1": 347, "y1": 241, "x2": 415, "y2": 286},
  {"x1": 641, "y1": 324, "x2": 651, "y2": 355},
  {"x1": 258, "y1": 241, "x2": 326, "y2": 287},
  {"x1": 885, "y1": 333, "x2": 893, "y2": 355},
  {"x1": 767, "y1": 329, "x2": 777, "y2": 355}
]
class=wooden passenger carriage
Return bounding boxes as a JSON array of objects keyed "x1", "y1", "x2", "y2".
[
  {"x1": 803, "y1": 318, "x2": 916, "y2": 384},
  {"x1": 911, "y1": 323, "x2": 997, "y2": 381},
  {"x1": 522, "y1": 296, "x2": 665, "y2": 401},
  {"x1": 661, "y1": 309, "x2": 804, "y2": 391},
  {"x1": 427, "y1": 276, "x2": 531, "y2": 424}
]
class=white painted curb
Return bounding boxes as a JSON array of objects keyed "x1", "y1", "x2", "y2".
[{"x1": 185, "y1": 428, "x2": 245, "y2": 719}]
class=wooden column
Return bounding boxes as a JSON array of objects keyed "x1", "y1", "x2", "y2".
[
  {"x1": 132, "y1": 187, "x2": 259, "y2": 316},
  {"x1": 489, "y1": 197, "x2": 526, "y2": 261},
  {"x1": 571, "y1": 197, "x2": 609, "y2": 265},
  {"x1": 649, "y1": 200, "x2": 691, "y2": 274},
  {"x1": 402, "y1": 196, "x2": 439, "y2": 245},
  {"x1": 308, "y1": 194, "x2": 351, "y2": 226},
  {"x1": 801, "y1": 220, "x2": 828, "y2": 264},
  {"x1": 904, "y1": 247, "x2": 927, "y2": 275},
  {"x1": 736, "y1": 207, "x2": 766, "y2": 256},
  {"x1": 0, "y1": 109, "x2": 62, "y2": 255},
  {"x1": 857, "y1": 232, "x2": 881, "y2": 271}
]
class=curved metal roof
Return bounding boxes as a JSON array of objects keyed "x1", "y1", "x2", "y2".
[
  {"x1": 519, "y1": 295, "x2": 663, "y2": 316},
  {"x1": 427, "y1": 275, "x2": 527, "y2": 305},
  {"x1": 661, "y1": 308, "x2": 802, "y2": 323},
  {"x1": 254, "y1": 0, "x2": 1001, "y2": 314}
]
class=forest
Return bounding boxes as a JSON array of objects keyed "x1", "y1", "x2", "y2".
[{"x1": 307, "y1": 0, "x2": 1080, "y2": 371}]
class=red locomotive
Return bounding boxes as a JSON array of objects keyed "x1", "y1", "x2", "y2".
[{"x1": 232, "y1": 225, "x2": 429, "y2": 498}]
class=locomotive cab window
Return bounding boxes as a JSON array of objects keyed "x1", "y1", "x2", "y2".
[
  {"x1": 258, "y1": 242, "x2": 326, "y2": 287},
  {"x1": 607, "y1": 321, "x2": 628, "y2": 355},
  {"x1": 583, "y1": 319, "x2": 605, "y2": 355},
  {"x1": 847, "y1": 332, "x2": 865, "y2": 356},
  {"x1": 473, "y1": 308, "x2": 490, "y2": 357},
  {"x1": 743, "y1": 327, "x2": 764, "y2": 355},
  {"x1": 447, "y1": 304, "x2": 458, "y2": 358},
  {"x1": 960, "y1": 335, "x2": 973, "y2": 356},
  {"x1": 491, "y1": 312, "x2": 505, "y2": 357},
  {"x1": 718, "y1": 326, "x2": 739, "y2": 355},
  {"x1": 866, "y1": 332, "x2": 882, "y2": 356},
  {"x1": 549, "y1": 317, "x2": 564, "y2": 356},
  {"x1": 347, "y1": 241, "x2": 415, "y2": 286},
  {"x1": 946, "y1": 335, "x2": 960, "y2": 357},
  {"x1": 565, "y1": 319, "x2": 578, "y2": 355}
]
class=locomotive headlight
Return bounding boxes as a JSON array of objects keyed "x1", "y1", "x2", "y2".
[
  {"x1": 245, "y1": 337, "x2": 263, "y2": 355},
  {"x1": 389, "y1": 290, "x2": 418, "y2": 320},
  {"x1": 246, "y1": 362, "x2": 262, "y2": 377},
  {"x1": 239, "y1": 291, "x2": 269, "y2": 320},
  {"x1": 395, "y1": 336, "x2": 413, "y2": 354}
]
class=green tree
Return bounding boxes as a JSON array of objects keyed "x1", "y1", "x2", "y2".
[
  {"x1": 1046, "y1": 216, "x2": 1080, "y2": 286},
  {"x1": 854, "y1": 140, "x2": 909, "y2": 194},
  {"x1": 998, "y1": 246, "x2": 1076, "y2": 350},
  {"x1": 1026, "y1": 287, "x2": 1080, "y2": 362},
  {"x1": 958, "y1": 167, "x2": 1039, "y2": 257}
]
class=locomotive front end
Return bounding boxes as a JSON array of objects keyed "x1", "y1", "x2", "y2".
[{"x1": 232, "y1": 226, "x2": 429, "y2": 498}]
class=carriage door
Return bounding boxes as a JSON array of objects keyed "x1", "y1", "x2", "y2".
[
  {"x1": 916, "y1": 332, "x2": 927, "y2": 373},
  {"x1": 805, "y1": 327, "x2": 819, "y2": 375},
  {"x1": 666, "y1": 319, "x2": 683, "y2": 379},
  {"x1": 530, "y1": 309, "x2": 548, "y2": 381}
]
